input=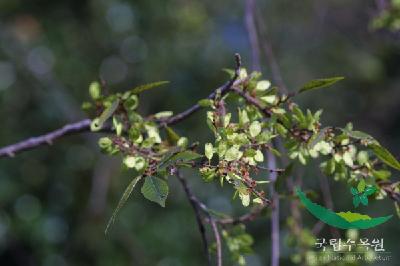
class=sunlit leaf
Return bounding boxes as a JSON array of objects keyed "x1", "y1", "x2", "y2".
[
  {"x1": 205, "y1": 143, "x2": 214, "y2": 161},
  {"x1": 154, "y1": 111, "x2": 173, "y2": 119},
  {"x1": 89, "y1": 81, "x2": 101, "y2": 100}
]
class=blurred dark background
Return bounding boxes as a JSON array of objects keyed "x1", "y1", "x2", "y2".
[{"x1": 0, "y1": 0, "x2": 399, "y2": 265}]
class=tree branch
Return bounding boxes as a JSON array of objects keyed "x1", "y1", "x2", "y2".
[
  {"x1": 209, "y1": 218, "x2": 222, "y2": 266},
  {"x1": 0, "y1": 119, "x2": 92, "y2": 158},
  {"x1": 175, "y1": 171, "x2": 212, "y2": 266},
  {"x1": 267, "y1": 151, "x2": 280, "y2": 266},
  {"x1": 0, "y1": 55, "x2": 243, "y2": 159},
  {"x1": 255, "y1": 7, "x2": 288, "y2": 94},
  {"x1": 175, "y1": 170, "x2": 222, "y2": 266},
  {"x1": 245, "y1": 0, "x2": 261, "y2": 71},
  {"x1": 230, "y1": 87, "x2": 272, "y2": 117}
]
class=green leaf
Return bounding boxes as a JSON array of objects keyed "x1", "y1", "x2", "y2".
[
  {"x1": 123, "y1": 156, "x2": 146, "y2": 171},
  {"x1": 372, "y1": 169, "x2": 391, "y2": 180},
  {"x1": 177, "y1": 137, "x2": 188, "y2": 148},
  {"x1": 154, "y1": 111, "x2": 173, "y2": 119},
  {"x1": 123, "y1": 95, "x2": 139, "y2": 111},
  {"x1": 105, "y1": 176, "x2": 142, "y2": 234},
  {"x1": 239, "y1": 192, "x2": 250, "y2": 207},
  {"x1": 222, "y1": 68, "x2": 235, "y2": 78},
  {"x1": 359, "y1": 194, "x2": 368, "y2": 206},
  {"x1": 141, "y1": 176, "x2": 169, "y2": 207},
  {"x1": 357, "y1": 151, "x2": 369, "y2": 165},
  {"x1": 96, "y1": 99, "x2": 120, "y2": 129},
  {"x1": 364, "y1": 186, "x2": 377, "y2": 196},
  {"x1": 238, "y1": 108, "x2": 250, "y2": 126},
  {"x1": 350, "y1": 187, "x2": 358, "y2": 196},
  {"x1": 249, "y1": 121, "x2": 262, "y2": 138},
  {"x1": 113, "y1": 116, "x2": 123, "y2": 136},
  {"x1": 353, "y1": 195, "x2": 361, "y2": 208},
  {"x1": 168, "y1": 150, "x2": 203, "y2": 163},
  {"x1": 130, "y1": 81, "x2": 169, "y2": 94},
  {"x1": 254, "y1": 150, "x2": 264, "y2": 162},
  {"x1": 89, "y1": 81, "x2": 101, "y2": 100},
  {"x1": 347, "y1": 130, "x2": 374, "y2": 140},
  {"x1": 369, "y1": 144, "x2": 400, "y2": 170},
  {"x1": 357, "y1": 179, "x2": 366, "y2": 193},
  {"x1": 165, "y1": 126, "x2": 180, "y2": 145},
  {"x1": 225, "y1": 145, "x2": 243, "y2": 161},
  {"x1": 298, "y1": 77, "x2": 344, "y2": 93},
  {"x1": 205, "y1": 143, "x2": 214, "y2": 161},
  {"x1": 198, "y1": 99, "x2": 214, "y2": 108},
  {"x1": 200, "y1": 167, "x2": 216, "y2": 182},
  {"x1": 255, "y1": 80, "x2": 271, "y2": 91}
]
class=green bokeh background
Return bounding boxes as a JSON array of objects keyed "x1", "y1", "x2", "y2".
[{"x1": 0, "y1": 0, "x2": 399, "y2": 265}]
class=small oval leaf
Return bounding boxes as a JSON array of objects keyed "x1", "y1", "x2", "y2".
[
  {"x1": 298, "y1": 77, "x2": 344, "y2": 93},
  {"x1": 141, "y1": 176, "x2": 169, "y2": 207}
]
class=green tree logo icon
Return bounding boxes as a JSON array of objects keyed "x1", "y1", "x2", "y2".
[{"x1": 351, "y1": 180, "x2": 377, "y2": 208}]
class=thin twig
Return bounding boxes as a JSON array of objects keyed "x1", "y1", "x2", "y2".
[
  {"x1": 268, "y1": 152, "x2": 280, "y2": 266},
  {"x1": 230, "y1": 87, "x2": 272, "y2": 117},
  {"x1": 175, "y1": 171, "x2": 211, "y2": 266},
  {"x1": 209, "y1": 218, "x2": 222, "y2": 266},
  {"x1": 245, "y1": 0, "x2": 261, "y2": 71},
  {"x1": 176, "y1": 170, "x2": 224, "y2": 266},
  {"x1": 255, "y1": 8, "x2": 288, "y2": 93},
  {"x1": 256, "y1": 165, "x2": 285, "y2": 173}
]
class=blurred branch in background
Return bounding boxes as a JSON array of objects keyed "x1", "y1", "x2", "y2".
[
  {"x1": 244, "y1": 0, "x2": 261, "y2": 72},
  {"x1": 314, "y1": 173, "x2": 340, "y2": 238},
  {"x1": 175, "y1": 170, "x2": 212, "y2": 266},
  {"x1": 244, "y1": 0, "x2": 282, "y2": 265},
  {"x1": 87, "y1": 156, "x2": 121, "y2": 218},
  {"x1": 255, "y1": 9, "x2": 288, "y2": 94}
]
